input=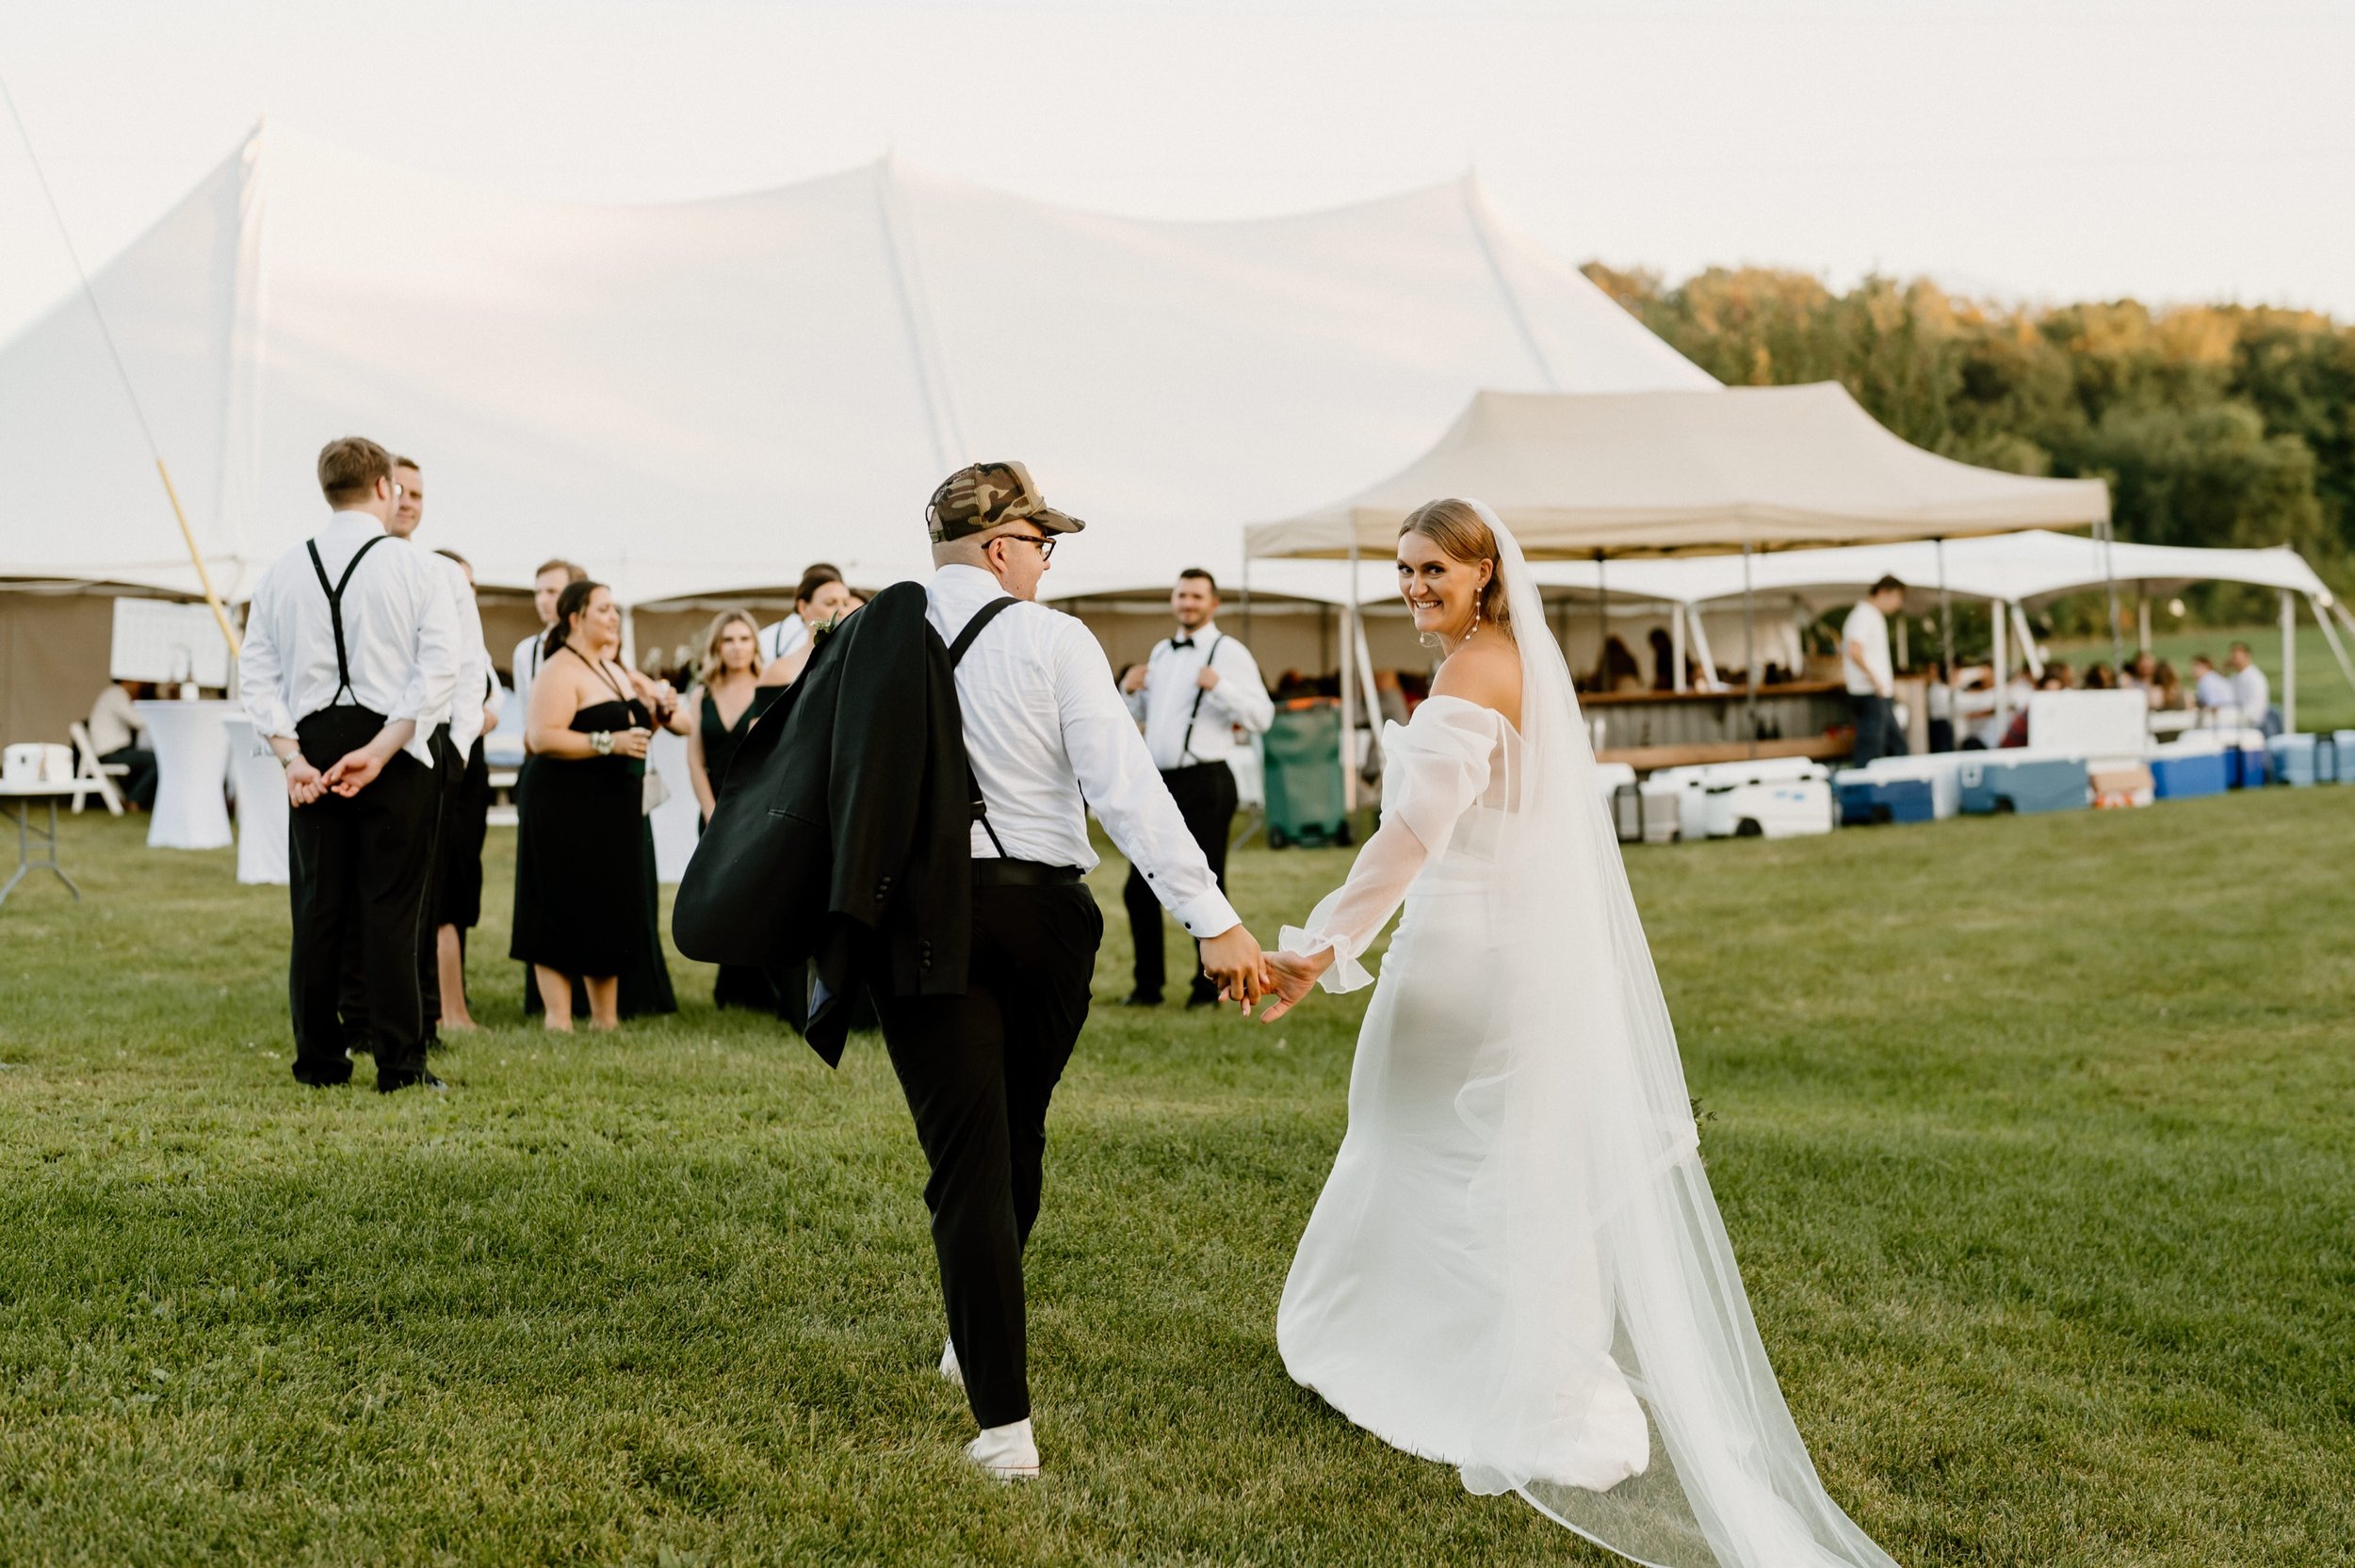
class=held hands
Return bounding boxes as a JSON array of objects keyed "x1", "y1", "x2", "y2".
[
  {"x1": 611, "y1": 726, "x2": 653, "y2": 760},
  {"x1": 1198, "y1": 924, "x2": 1269, "y2": 1012},
  {"x1": 1250, "y1": 947, "x2": 1332, "y2": 1023}
]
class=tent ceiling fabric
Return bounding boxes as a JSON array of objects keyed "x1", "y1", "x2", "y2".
[
  {"x1": 0, "y1": 124, "x2": 1713, "y2": 605},
  {"x1": 1243, "y1": 383, "x2": 2111, "y2": 559}
]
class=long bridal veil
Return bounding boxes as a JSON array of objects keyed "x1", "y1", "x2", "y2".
[{"x1": 1453, "y1": 500, "x2": 1897, "y2": 1568}]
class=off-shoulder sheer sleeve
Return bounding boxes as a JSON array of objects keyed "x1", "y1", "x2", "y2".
[{"x1": 1277, "y1": 697, "x2": 1500, "y2": 993}]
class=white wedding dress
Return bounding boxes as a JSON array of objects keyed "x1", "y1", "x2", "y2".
[{"x1": 1276, "y1": 505, "x2": 1900, "y2": 1568}]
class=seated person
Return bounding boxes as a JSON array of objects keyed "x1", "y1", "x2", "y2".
[
  {"x1": 2189, "y1": 655, "x2": 2241, "y2": 723},
  {"x1": 2151, "y1": 659, "x2": 2188, "y2": 712},
  {"x1": 86, "y1": 679, "x2": 158, "y2": 809}
]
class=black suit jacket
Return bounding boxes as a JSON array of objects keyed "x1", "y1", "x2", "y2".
[{"x1": 672, "y1": 581, "x2": 973, "y2": 1064}]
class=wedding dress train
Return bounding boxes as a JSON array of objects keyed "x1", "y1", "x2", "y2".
[{"x1": 1275, "y1": 506, "x2": 1901, "y2": 1568}]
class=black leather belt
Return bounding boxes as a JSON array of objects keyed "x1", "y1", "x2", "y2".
[{"x1": 973, "y1": 858, "x2": 1084, "y2": 888}]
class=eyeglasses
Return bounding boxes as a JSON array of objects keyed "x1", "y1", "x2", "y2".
[{"x1": 996, "y1": 532, "x2": 1056, "y2": 561}]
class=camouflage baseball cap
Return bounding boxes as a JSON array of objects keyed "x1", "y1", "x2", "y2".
[{"x1": 925, "y1": 461, "x2": 1086, "y2": 542}]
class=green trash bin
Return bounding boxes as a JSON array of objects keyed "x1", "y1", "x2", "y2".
[{"x1": 1261, "y1": 700, "x2": 1353, "y2": 849}]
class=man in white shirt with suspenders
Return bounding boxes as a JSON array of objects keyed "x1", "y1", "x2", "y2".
[
  {"x1": 1118, "y1": 569, "x2": 1273, "y2": 1006},
  {"x1": 238, "y1": 437, "x2": 460, "y2": 1092},
  {"x1": 509, "y1": 557, "x2": 584, "y2": 730},
  {"x1": 901, "y1": 461, "x2": 1265, "y2": 1481}
]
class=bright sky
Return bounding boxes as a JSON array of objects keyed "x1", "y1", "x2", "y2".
[{"x1": 3, "y1": 0, "x2": 2349, "y2": 348}]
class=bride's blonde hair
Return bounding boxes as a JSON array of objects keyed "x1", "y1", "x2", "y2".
[{"x1": 1399, "y1": 498, "x2": 1511, "y2": 635}]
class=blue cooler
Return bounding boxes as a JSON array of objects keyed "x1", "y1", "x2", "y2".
[
  {"x1": 1837, "y1": 776, "x2": 1935, "y2": 826},
  {"x1": 1958, "y1": 755, "x2": 2089, "y2": 816},
  {"x1": 2224, "y1": 743, "x2": 2270, "y2": 790},
  {"x1": 2152, "y1": 751, "x2": 2229, "y2": 799},
  {"x1": 2268, "y1": 734, "x2": 2318, "y2": 787},
  {"x1": 2331, "y1": 731, "x2": 2355, "y2": 784}
]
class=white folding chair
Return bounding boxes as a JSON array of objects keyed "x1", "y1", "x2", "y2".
[{"x1": 68, "y1": 721, "x2": 128, "y2": 816}]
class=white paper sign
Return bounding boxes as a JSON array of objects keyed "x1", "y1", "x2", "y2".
[{"x1": 110, "y1": 599, "x2": 233, "y2": 687}]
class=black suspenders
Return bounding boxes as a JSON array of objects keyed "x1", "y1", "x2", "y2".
[
  {"x1": 949, "y1": 595, "x2": 1022, "y2": 860},
  {"x1": 304, "y1": 534, "x2": 391, "y2": 706},
  {"x1": 1177, "y1": 631, "x2": 1222, "y2": 767}
]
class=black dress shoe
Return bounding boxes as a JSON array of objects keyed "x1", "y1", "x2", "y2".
[
  {"x1": 376, "y1": 1071, "x2": 447, "y2": 1094},
  {"x1": 294, "y1": 1073, "x2": 352, "y2": 1089},
  {"x1": 1119, "y1": 991, "x2": 1161, "y2": 1008}
]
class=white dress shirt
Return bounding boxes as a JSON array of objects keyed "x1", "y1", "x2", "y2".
[
  {"x1": 2231, "y1": 663, "x2": 2270, "y2": 721},
  {"x1": 1124, "y1": 619, "x2": 1275, "y2": 770},
  {"x1": 1841, "y1": 601, "x2": 1892, "y2": 696},
  {"x1": 926, "y1": 564, "x2": 1241, "y2": 939},
  {"x1": 237, "y1": 510, "x2": 461, "y2": 768},
  {"x1": 423, "y1": 554, "x2": 495, "y2": 753},
  {"x1": 510, "y1": 629, "x2": 553, "y2": 722},
  {"x1": 88, "y1": 685, "x2": 146, "y2": 755},
  {"x1": 757, "y1": 615, "x2": 810, "y2": 667}
]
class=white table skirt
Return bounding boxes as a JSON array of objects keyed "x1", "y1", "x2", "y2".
[
  {"x1": 136, "y1": 700, "x2": 236, "y2": 850},
  {"x1": 647, "y1": 728, "x2": 701, "y2": 885},
  {"x1": 219, "y1": 716, "x2": 290, "y2": 885}
]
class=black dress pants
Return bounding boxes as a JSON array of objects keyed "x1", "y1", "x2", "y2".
[
  {"x1": 1122, "y1": 760, "x2": 1237, "y2": 1001},
  {"x1": 871, "y1": 876, "x2": 1102, "y2": 1431},
  {"x1": 288, "y1": 716, "x2": 437, "y2": 1085},
  {"x1": 338, "y1": 723, "x2": 451, "y2": 1046}
]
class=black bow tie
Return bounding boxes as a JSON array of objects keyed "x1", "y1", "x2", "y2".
[{"x1": 1172, "y1": 637, "x2": 1194, "y2": 649}]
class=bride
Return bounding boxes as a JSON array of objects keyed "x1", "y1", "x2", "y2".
[{"x1": 1250, "y1": 499, "x2": 1900, "y2": 1568}]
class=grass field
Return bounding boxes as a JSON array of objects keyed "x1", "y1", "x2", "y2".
[{"x1": 2, "y1": 796, "x2": 2351, "y2": 1566}]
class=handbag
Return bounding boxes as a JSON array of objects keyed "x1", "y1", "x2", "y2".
[{"x1": 642, "y1": 763, "x2": 670, "y2": 816}]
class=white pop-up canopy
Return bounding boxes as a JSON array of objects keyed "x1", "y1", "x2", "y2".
[
  {"x1": 0, "y1": 121, "x2": 1713, "y2": 612},
  {"x1": 1242, "y1": 382, "x2": 2110, "y2": 558}
]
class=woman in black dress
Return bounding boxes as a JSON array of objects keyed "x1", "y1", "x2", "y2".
[
  {"x1": 512, "y1": 579, "x2": 685, "y2": 1030},
  {"x1": 685, "y1": 611, "x2": 785, "y2": 1010}
]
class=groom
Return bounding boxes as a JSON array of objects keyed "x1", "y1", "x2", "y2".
[{"x1": 891, "y1": 461, "x2": 1265, "y2": 1480}]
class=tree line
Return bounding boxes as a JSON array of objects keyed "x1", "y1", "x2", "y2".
[{"x1": 1583, "y1": 264, "x2": 2355, "y2": 617}]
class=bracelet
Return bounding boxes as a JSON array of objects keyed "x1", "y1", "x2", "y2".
[{"x1": 592, "y1": 731, "x2": 613, "y2": 756}]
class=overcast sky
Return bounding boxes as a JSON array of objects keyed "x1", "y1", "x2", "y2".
[{"x1": 3, "y1": 0, "x2": 2349, "y2": 348}]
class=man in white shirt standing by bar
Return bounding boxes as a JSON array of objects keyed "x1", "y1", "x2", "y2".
[
  {"x1": 1118, "y1": 568, "x2": 1273, "y2": 1007},
  {"x1": 1842, "y1": 574, "x2": 1908, "y2": 768},
  {"x1": 238, "y1": 436, "x2": 460, "y2": 1092},
  {"x1": 903, "y1": 461, "x2": 1264, "y2": 1482}
]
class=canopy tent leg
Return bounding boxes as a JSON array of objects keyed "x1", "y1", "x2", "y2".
[
  {"x1": 2309, "y1": 593, "x2": 2355, "y2": 703},
  {"x1": 2011, "y1": 602, "x2": 2044, "y2": 679},
  {"x1": 2282, "y1": 589, "x2": 2298, "y2": 734},
  {"x1": 1355, "y1": 604, "x2": 1382, "y2": 770},
  {"x1": 1742, "y1": 542, "x2": 1757, "y2": 755},
  {"x1": 1894, "y1": 611, "x2": 1909, "y2": 671},
  {"x1": 1670, "y1": 597, "x2": 1688, "y2": 693},
  {"x1": 1936, "y1": 536, "x2": 1956, "y2": 685},
  {"x1": 2137, "y1": 591, "x2": 2152, "y2": 655},
  {"x1": 1340, "y1": 534, "x2": 1358, "y2": 814},
  {"x1": 1990, "y1": 597, "x2": 2009, "y2": 743},
  {"x1": 1594, "y1": 550, "x2": 1609, "y2": 690},
  {"x1": 1686, "y1": 605, "x2": 1721, "y2": 692},
  {"x1": 2098, "y1": 515, "x2": 2126, "y2": 671}
]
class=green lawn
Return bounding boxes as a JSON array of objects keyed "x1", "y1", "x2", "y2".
[{"x1": 1, "y1": 798, "x2": 2350, "y2": 1566}]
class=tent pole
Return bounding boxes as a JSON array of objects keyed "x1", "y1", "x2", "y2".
[
  {"x1": 1936, "y1": 536, "x2": 1955, "y2": 687},
  {"x1": 1990, "y1": 596, "x2": 2009, "y2": 743},
  {"x1": 1594, "y1": 550, "x2": 1608, "y2": 690},
  {"x1": 2309, "y1": 593, "x2": 2355, "y2": 701},
  {"x1": 2282, "y1": 589, "x2": 2297, "y2": 734},
  {"x1": 1669, "y1": 597, "x2": 1687, "y2": 693},
  {"x1": 2136, "y1": 590, "x2": 2152, "y2": 655},
  {"x1": 1340, "y1": 534, "x2": 1358, "y2": 815},
  {"x1": 156, "y1": 458, "x2": 241, "y2": 660},
  {"x1": 1686, "y1": 605, "x2": 1719, "y2": 692},
  {"x1": 1742, "y1": 541, "x2": 1758, "y2": 756},
  {"x1": 2012, "y1": 602, "x2": 2044, "y2": 679},
  {"x1": 2099, "y1": 515, "x2": 2126, "y2": 671}
]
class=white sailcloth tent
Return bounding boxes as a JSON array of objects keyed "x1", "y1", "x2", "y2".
[{"x1": 0, "y1": 121, "x2": 1714, "y2": 613}]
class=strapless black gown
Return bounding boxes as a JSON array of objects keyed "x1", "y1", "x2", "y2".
[
  {"x1": 699, "y1": 687, "x2": 780, "y2": 1012},
  {"x1": 511, "y1": 697, "x2": 677, "y2": 1017}
]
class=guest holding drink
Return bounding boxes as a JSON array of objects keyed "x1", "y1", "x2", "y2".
[
  {"x1": 512, "y1": 580, "x2": 681, "y2": 1030},
  {"x1": 685, "y1": 610, "x2": 780, "y2": 1010}
]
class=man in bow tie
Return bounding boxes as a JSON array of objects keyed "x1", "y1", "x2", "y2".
[{"x1": 1117, "y1": 569, "x2": 1274, "y2": 1007}]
